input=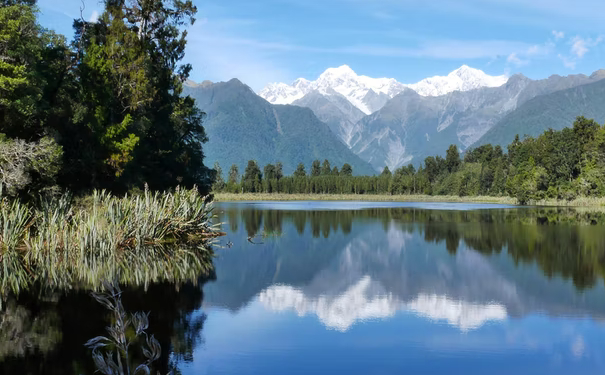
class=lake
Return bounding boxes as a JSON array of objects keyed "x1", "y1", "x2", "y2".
[{"x1": 2, "y1": 201, "x2": 605, "y2": 374}]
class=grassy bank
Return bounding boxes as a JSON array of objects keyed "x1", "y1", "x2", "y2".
[
  {"x1": 0, "y1": 187, "x2": 220, "y2": 294},
  {"x1": 214, "y1": 193, "x2": 517, "y2": 204},
  {"x1": 213, "y1": 193, "x2": 605, "y2": 207}
]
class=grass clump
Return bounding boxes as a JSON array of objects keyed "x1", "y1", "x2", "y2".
[{"x1": 0, "y1": 186, "x2": 221, "y2": 295}]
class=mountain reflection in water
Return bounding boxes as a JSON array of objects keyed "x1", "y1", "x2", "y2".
[
  {"x1": 2, "y1": 202, "x2": 605, "y2": 374},
  {"x1": 206, "y1": 203, "x2": 605, "y2": 331}
]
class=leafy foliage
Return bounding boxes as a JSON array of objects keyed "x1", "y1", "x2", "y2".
[
  {"x1": 0, "y1": 136, "x2": 62, "y2": 196},
  {"x1": 0, "y1": 0, "x2": 213, "y2": 196},
  {"x1": 86, "y1": 283, "x2": 162, "y2": 375}
]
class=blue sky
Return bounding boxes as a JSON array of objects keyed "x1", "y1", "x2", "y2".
[{"x1": 38, "y1": 0, "x2": 605, "y2": 91}]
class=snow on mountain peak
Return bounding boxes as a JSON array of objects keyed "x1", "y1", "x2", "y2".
[
  {"x1": 406, "y1": 65, "x2": 508, "y2": 97},
  {"x1": 319, "y1": 64, "x2": 356, "y2": 78},
  {"x1": 259, "y1": 65, "x2": 508, "y2": 114}
]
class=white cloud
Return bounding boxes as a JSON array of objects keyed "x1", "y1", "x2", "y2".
[
  {"x1": 504, "y1": 38, "x2": 554, "y2": 68},
  {"x1": 558, "y1": 54, "x2": 576, "y2": 69},
  {"x1": 571, "y1": 335, "x2": 585, "y2": 358},
  {"x1": 184, "y1": 20, "x2": 293, "y2": 91},
  {"x1": 570, "y1": 35, "x2": 603, "y2": 58},
  {"x1": 259, "y1": 278, "x2": 507, "y2": 332},
  {"x1": 552, "y1": 30, "x2": 564, "y2": 40},
  {"x1": 571, "y1": 37, "x2": 589, "y2": 58},
  {"x1": 506, "y1": 53, "x2": 528, "y2": 66}
]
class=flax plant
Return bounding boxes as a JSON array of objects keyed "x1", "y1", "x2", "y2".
[
  {"x1": 86, "y1": 283, "x2": 162, "y2": 375},
  {"x1": 0, "y1": 186, "x2": 220, "y2": 295}
]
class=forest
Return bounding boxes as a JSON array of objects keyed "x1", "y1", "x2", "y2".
[
  {"x1": 1, "y1": 0, "x2": 213, "y2": 199},
  {"x1": 214, "y1": 116, "x2": 605, "y2": 204},
  {"x1": 0, "y1": 0, "x2": 219, "y2": 297}
]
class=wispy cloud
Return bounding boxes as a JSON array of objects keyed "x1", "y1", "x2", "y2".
[
  {"x1": 507, "y1": 53, "x2": 528, "y2": 67},
  {"x1": 554, "y1": 34, "x2": 604, "y2": 70},
  {"x1": 185, "y1": 20, "x2": 294, "y2": 91},
  {"x1": 558, "y1": 54, "x2": 576, "y2": 69},
  {"x1": 570, "y1": 35, "x2": 603, "y2": 58},
  {"x1": 552, "y1": 30, "x2": 564, "y2": 40},
  {"x1": 194, "y1": 35, "x2": 531, "y2": 60}
]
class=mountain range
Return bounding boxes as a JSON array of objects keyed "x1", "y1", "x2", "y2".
[
  {"x1": 182, "y1": 79, "x2": 375, "y2": 176},
  {"x1": 186, "y1": 65, "x2": 605, "y2": 174}
]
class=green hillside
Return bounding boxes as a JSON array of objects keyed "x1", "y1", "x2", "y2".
[
  {"x1": 183, "y1": 79, "x2": 376, "y2": 176},
  {"x1": 475, "y1": 78, "x2": 605, "y2": 148}
]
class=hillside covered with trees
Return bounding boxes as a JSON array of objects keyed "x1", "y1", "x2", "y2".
[
  {"x1": 214, "y1": 116, "x2": 605, "y2": 204},
  {"x1": 182, "y1": 79, "x2": 376, "y2": 176}
]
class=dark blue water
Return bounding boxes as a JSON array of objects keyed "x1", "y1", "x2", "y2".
[{"x1": 3, "y1": 202, "x2": 605, "y2": 374}]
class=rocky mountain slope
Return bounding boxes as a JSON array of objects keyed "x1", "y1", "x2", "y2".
[
  {"x1": 183, "y1": 79, "x2": 376, "y2": 176},
  {"x1": 260, "y1": 65, "x2": 509, "y2": 149},
  {"x1": 476, "y1": 74, "x2": 605, "y2": 148},
  {"x1": 350, "y1": 71, "x2": 605, "y2": 171}
]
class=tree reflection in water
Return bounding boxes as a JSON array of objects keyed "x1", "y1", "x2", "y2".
[
  {"x1": 0, "y1": 241, "x2": 215, "y2": 374},
  {"x1": 2, "y1": 205, "x2": 605, "y2": 374},
  {"x1": 219, "y1": 206, "x2": 605, "y2": 290}
]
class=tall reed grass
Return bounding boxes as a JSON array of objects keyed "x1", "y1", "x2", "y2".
[{"x1": 0, "y1": 186, "x2": 220, "y2": 295}]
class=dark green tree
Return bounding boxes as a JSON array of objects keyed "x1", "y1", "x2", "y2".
[
  {"x1": 321, "y1": 159, "x2": 331, "y2": 175},
  {"x1": 341, "y1": 163, "x2": 353, "y2": 176},
  {"x1": 0, "y1": 1, "x2": 70, "y2": 140},
  {"x1": 446, "y1": 144, "x2": 461, "y2": 173},
  {"x1": 228, "y1": 164, "x2": 239, "y2": 185},
  {"x1": 311, "y1": 160, "x2": 321, "y2": 177},
  {"x1": 294, "y1": 163, "x2": 306, "y2": 177},
  {"x1": 275, "y1": 162, "x2": 283, "y2": 180},
  {"x1": 243, "y1": 160, "x2": 262, "y2": 192},
  {"x1": 263, "y1": 164, "x2": 276, "y2": 180},
  {"x1": 212, "y1": 162, "x2": 225, "y2": 191},
  {"x1": 68, "y1": 0, "x2": 212, "y2": 192}
]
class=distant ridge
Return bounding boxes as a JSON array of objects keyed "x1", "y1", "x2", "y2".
[
  {"x1": 259, "y1": 65, "x2": 508, "y2": 115},
  {"x1": 183, "y1": 79, "x2": 376, "y2": 176}
]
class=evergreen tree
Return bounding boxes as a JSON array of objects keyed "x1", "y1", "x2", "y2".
[
  {"x1": 263, "y1": 163, "x2": 276, "y2": 180},
  {"x1": 228, "y1": 164, "x2": 239, "y2": 185},
  {"x1": 341, "y1": 163, "x2": 353, "y2": 176},
  {"x1": 332, "y1": 166, "x2": 339, "y2": 175},
  {"x1": 227, "y1": 164, "x2": 239, "y2": 192},
  {"x1": 321, "y1": 159, "x2": 331, "y2": 175},
  {"x1": 212, "y1": 162, "x2": 225, "y2": 191},
  {"x1": 68, "y1": 0, "x2": 212, "y2": 192},
  {"x1": 446, "y1": 144, "x2": 461, "y2": 173},
  {"x1": 275, "y1": 162, "x2": 283, "y2": 180},
  {"x1": 311, "y1": 160, "x2": 321, "y2": 177},
  {"x1": 243, "y1": 160, "x2": 262, "y2": 192},
  {"x1": 0, "y1": 0, "x2": 70, "y2": 140},
  {"x1": 294, "y1": 163, "x2": 306, "y2": 177}
]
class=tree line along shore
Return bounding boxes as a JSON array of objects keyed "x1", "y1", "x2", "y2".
[{"x1": 211, "y1": 116, "x2": 605, "y2": 206}]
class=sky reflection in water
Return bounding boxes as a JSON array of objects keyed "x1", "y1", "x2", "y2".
[
  {"x1": 191, "y1": 202, "x2": 605, "y2": 375},
  {"x1": 2, "y1": 202, "x2": 605, "y2": 374}
]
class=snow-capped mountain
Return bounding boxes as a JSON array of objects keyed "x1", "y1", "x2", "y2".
[
  {"x1": 259, "y1": 65, "x2": 508, "y2": 115},
  {"x1": 407, "y1": 65, "x2": 508, "y2": 96},
  {"x1": 260, "y1": 65, "x2": 404, "y2": 115}
]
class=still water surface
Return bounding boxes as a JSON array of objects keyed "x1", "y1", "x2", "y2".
[{"x1": 2, "y1": 202, "x2": 605, "y2": 374}]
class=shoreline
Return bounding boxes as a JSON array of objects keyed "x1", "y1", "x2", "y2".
[{"x1": 213, "y1": 193, "x2": 605, "y2": 207}]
